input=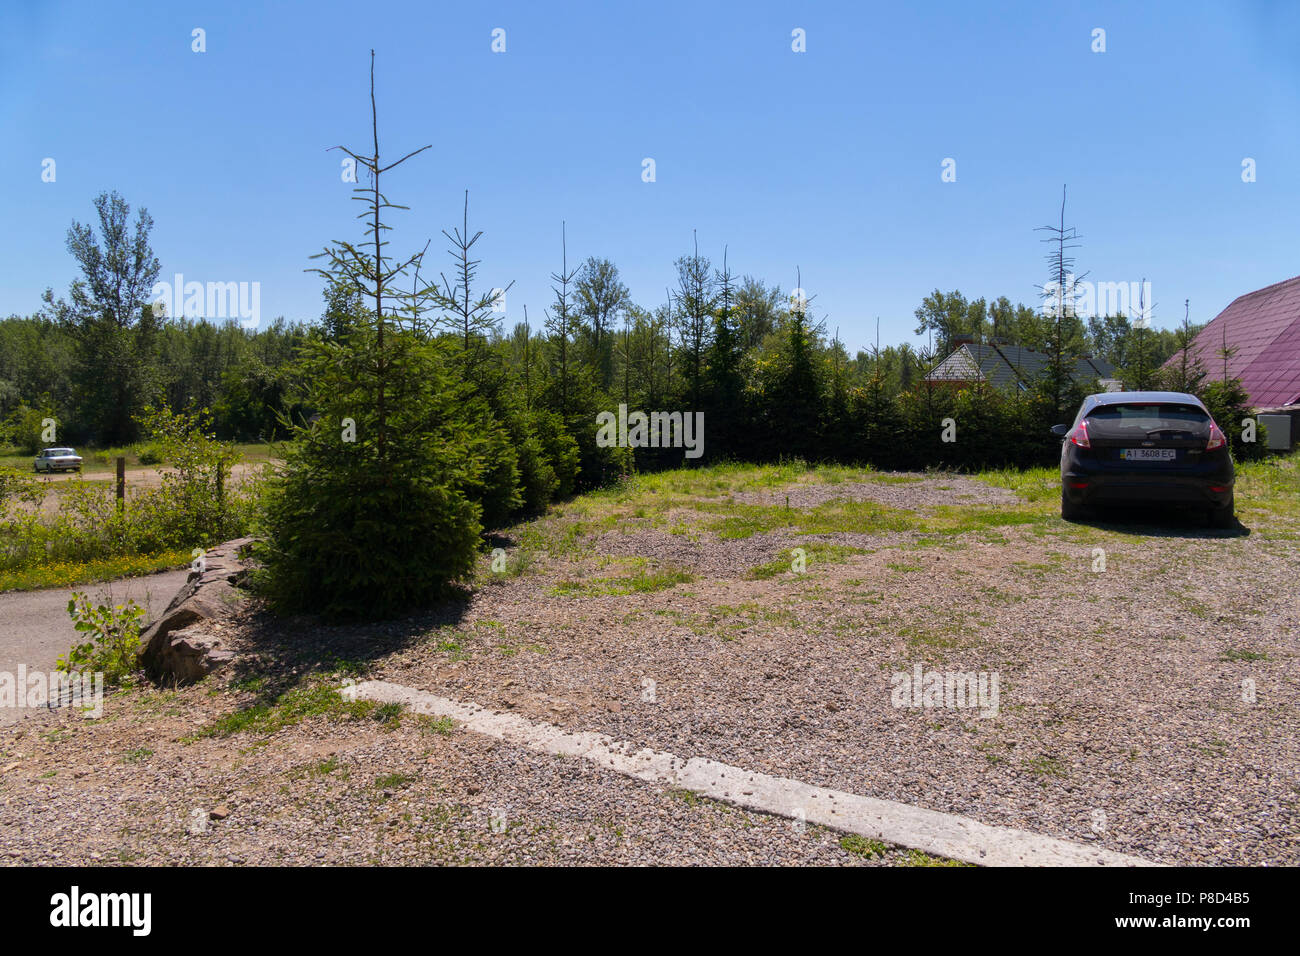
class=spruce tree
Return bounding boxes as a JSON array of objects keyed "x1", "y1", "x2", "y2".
[{"x1": 261, "y1": 52, "x2": 485, "y2": 618}]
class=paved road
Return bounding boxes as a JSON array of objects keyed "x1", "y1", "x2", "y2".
[{"x1": 0, "y1": 569, "x2": 190, "y2": 726}]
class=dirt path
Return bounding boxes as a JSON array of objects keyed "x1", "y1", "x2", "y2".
[
  {"x1": 20, "y1": 462, "x2": 268, "y2": 515},
  {"x1": 36, "y1": 462, "x2": 267, "y2": 488}
]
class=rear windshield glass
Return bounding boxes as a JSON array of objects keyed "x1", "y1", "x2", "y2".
[
  {"x1": 1087, "y1": 403, "x2": 1209, "y2": 425},
  {"x1": 44, "y1": 448, "x2": 75, "y2": 455}
]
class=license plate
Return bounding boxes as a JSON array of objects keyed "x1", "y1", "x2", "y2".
[{"x1": 1120, "y1": 448, "x2": 1176, "y2": 461}]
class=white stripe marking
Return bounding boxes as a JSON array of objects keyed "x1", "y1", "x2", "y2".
[{"x1": 347, "y1": 679, "x2": 1159, "y2": 867}]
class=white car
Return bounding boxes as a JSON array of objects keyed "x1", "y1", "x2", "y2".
[{"x1": 34, "y1": 447, "x2": 83, "y2": 474}]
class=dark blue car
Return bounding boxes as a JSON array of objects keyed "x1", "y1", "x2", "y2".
[{"x1": 1051, "y1": 391, "x2": 1235, "y2": 527}]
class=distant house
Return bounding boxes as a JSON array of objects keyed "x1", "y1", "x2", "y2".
[
  {"x1": 924, "y1": 340, "x2": 1116, "y2": 392},
  {"x1": 1163, "y1": 274, "x2": 1300, "y2": 410}
]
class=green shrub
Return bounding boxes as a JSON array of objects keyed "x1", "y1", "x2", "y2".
[
  {"x1": 134, "y1": 443, "x2": 164, "y2": 465},
  {"x1": 60, "y1": 591, "x2": 145, "y2": 684},
  {"x1": 136, "y1": 406, "x2": 244, "y2": 542},
  {"x1": 0, "y1": 409, "x2": 255, "y2": 583},
  {"x1": 0, "y1": 466, "x2": 43, "y2": 515},
  {"x1": 1201, "y1": 379, "x2": 1268, "y2": 462}
]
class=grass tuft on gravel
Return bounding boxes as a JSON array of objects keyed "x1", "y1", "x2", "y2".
[
  {"x1": 840, "y1": 834, "x2": 889, "y2": 858},
  {"x1": 552, "y1": 567, "x2": 693, "y2": 597},
  {"x1": 418, "y1": 715, "x2": 457, "y2": 736},
  {"x1": 903, "y1": 850, "x2": 972, "y2": 867},
  {"x1": 185, "y1": 683, "x2": 378, "y2": 741},
  {"x1": 746, "y1": 543, "x2": 868, "y2": 579}
]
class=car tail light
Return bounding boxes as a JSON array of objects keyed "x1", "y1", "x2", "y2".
[
  {"x1": 1206, "y1": 421, "x2": 1227, "y2": 451},
  {"x1": 1068, "y1": 420, "x2": 1091, "y2": 448}
]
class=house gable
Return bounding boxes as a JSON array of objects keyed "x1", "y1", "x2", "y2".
[{"x1": 1168, "y1": 274, "x2": 1300, "y2": 408}]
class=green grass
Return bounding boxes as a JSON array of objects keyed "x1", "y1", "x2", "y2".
[
  {"x1": 286, "y1": 756, "x2": 342, "y2": 780},
  {"x1": 372, "y1": 701, "x2": 406, "y2": 727},
  {"x1": 185, "y1": 683, "x2": 378, "y2": 741},
  {"x1": 122, "y1": 747, "x2": 153, "y2": 763},
  {"x1": 746, "y1": 555, "x2": 794, "y2": 580},
  {"x1": 1024, "y1": 755, "x2": 1067, "y2": 778},
  {"x1": 667, "y1": 788, "x2": 701, "y2": 806},
  {"x1": 425, "y1": 626, "x2": 471, "y2": 661},
  {"x1": 903, "y1": 849, "x2": 972, "y2": 867},
  {"x1": 477, "y1": 545, "x2": 533, "y2": 583},
  {"x1": 840, "y1": 834, "x2": 888, "y2": 858},
  {"x1": 516, "y1": 461, "x2": 896, "y2": 556},
  {"x1": 925, "y1": 503, "x2": 1053, "y2": 534},
  {"x1": 0, "y1": 448, "x2": 114, "y2": 475},
  {"x1": 898, "y1": 620, "x2": 963, "y2": 650},
  {"x1": 885, "y1": 561, "x2": 924, "y2": 572},
  {"x1": 1220, "y1": 648, "x2": 1268, "y2": 662},
  {"x1": 417, "y1": 715, "x2": 457, "y2": 736},
  {"x1": 375, "y1": 771, "x2": 416, "y2": 790},
  {"x1": 510, "y1": 457, "x2": 1180, "y2": 566},
  {"x1": 611, "y1": 459, "x2": 818, "y2": 500},
  {"x1": 552, "y1": 566, "x2": 693, "y2": 597},
  {"x1": 746, "y1": 543, "x2": 868, "y2": 579},
  {"x1": 1236, "y1": 452, "x2": 1300, "y2": 528},
  {"x1": 0, "y1": 549, "x2": 190, "y2": 593},
  {"x1": 656, "y1": 600, "x2": 798, "y2": 640},
  {"x1": 0, "y1": 439, "x2": 271, "y2": 592},
  {"x1": 973, "y1": 466, "x2": 1059, "y2": 503}
]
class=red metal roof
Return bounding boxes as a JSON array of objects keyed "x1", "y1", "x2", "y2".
[{"x1": 1166, "y1": 274, "x2": 1300, "y2": 408}]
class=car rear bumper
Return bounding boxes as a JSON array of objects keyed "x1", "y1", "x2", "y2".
[{"x1": 1063, "y1": 469, "x2": 1233, "y2": 508}]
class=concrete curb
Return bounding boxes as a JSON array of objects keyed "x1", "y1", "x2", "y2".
[{"x1": 347, "y1": 679, "x2": 1160, "y2": 867}]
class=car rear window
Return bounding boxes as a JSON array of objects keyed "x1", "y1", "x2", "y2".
[{"x1": 1087, "y1": 403, "x2": 1209, "y2": 426}]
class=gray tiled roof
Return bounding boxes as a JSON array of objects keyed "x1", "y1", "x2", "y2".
[{"x1": 926, "y1": 343, "x2": 1115, "y2": 388}]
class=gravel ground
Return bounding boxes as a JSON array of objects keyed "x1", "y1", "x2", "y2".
[
  {"x1": 729, "y1": 472, "x2": 1021, "y2": 510},
  {"x1": 0, "y1": 680, "x2": 911, "y2": 866},
  {"x1": 3, "y1": 468, "x2": 1296, "y2": 865},
  {"x1": 371, "y1": 545, "x2": 1299, "y2": 863}
]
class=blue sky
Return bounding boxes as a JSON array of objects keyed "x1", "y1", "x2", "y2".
[{"x1": 2, "y1": 0, "x2": 1298, "y2": 353}]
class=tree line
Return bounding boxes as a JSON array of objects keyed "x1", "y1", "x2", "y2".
[{"x1": 4, "y1": 206, "x2": 1200, "y2": 462}]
